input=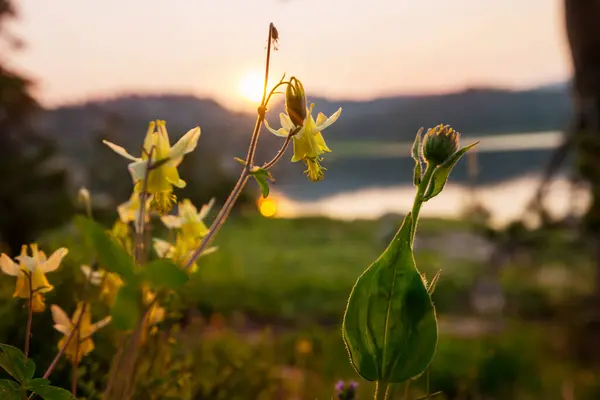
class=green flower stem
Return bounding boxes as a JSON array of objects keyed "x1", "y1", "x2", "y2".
[
  {"x1": 24, "y1": 271, "x2": 33, "y2": 359},
  {"x1": 403, "y1": 380, "x2": 411, "y2": 399},
  {"x1": 374, "y1": 381, "x2": 390, "y2": 400},
  {"x1": 184, "y1": 23, "x2": 279, "y2": 270},
  {"x1": 134, "y1": 146, "x2": 154, "y2": 266},
  {"x1": 410, "y1": 162, "x2": 436, "y2": 245}
]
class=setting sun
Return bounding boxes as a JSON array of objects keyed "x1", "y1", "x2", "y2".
[{"x1": 238, "y1": 70, "x2": 264, "y2": 103}]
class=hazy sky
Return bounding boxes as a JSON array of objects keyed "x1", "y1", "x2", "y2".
[{"x1": 6, "y1": 0, "x2": 571, "y2": 110}]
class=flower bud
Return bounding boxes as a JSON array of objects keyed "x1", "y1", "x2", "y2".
[
  {"x1": 422, "y1": 124, "x2": 460, "y2": 165},
  {"x1": 285, "y1": 77, "x2": 307, "y2": 127},
  {"x1": 78, "y1": 187, "x2": 92, "y2": 216}
]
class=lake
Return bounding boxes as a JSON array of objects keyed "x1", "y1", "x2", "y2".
[{"x1": 267, "y1": 131, "x2": 590, "y2": 227}]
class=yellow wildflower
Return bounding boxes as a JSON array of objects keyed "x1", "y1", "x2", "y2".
[
  {"x1": 141, "y1": 290, "x2": 166, "y2": 344},
  {"x1": 51, "y1": 302, "x2": 111, "y2": 364},
  {"x1": 80, "y1": 265, "x2": 124, "y2": 306},
  {"x1": 0, "y1": 244, "x2": 68, "y2": 312},
  {"x1": 154, "y1": 198, "x2": 217, "y2": 271},
  {"x1": 161, "y1": 198, "x2": 214, "y2": 239},
  {"x1": 265, "y1": 103, "x2": 341, "y2": 181},
  {"x1": 117, "y1": 191, "x2": 152, "y2": 233},
  {"x1": 103, "y1": 120, "x2": 201, "y2": 214}
]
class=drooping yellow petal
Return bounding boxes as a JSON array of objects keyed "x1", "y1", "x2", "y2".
[
  {"x1": 314, "y1": 107, "x2": 342, "y2": 131},
  {"x1": 40, "y1": 248, "x2": 68, "y2": 273},
  {"x1": 51, "y1": 304, "x2": 72, "y2": 332},
  {"x1": 264, "y1": 119, "x2": 290, "y2": 137},
  {"x1": 0, "y1": 254, "x2": 20, "y2": 276},
  {"x1": 31, "y1": 293, "x2": 46, "y2": 312},
  {"x1": 102, "y1": 140, "x2": 139, "y2": 161},
  {"x1": 314, "y1": 132, "x2": 332, "y2": 153},
  {"x1": 13, "y1": 274, "x2": 29, "y2": 298},
  {"x1": 279, "y1": 113, "x2": 295, "y2": 131},
  {"x1": 291, "y1": 136, "x2": 311, "y2": 162},
  {"x1": 170, "y1": 127, "x2": 201, "y2": 160},
  {"x1": 31, "y1": 266, "x2": 53, "y2": 293}
]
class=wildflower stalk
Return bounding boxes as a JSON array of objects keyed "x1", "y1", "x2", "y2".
[
  {"x1": 184, "y1": 22, "x2": 286, "y2": 269},
  {"x1": 41, "y1": 280, "x2": 91, "y2": 380},
  {"x1": 24, "y1": 271, "x2": 33, "y2": 359},
  {"x1": 134, "y1": 146, "x2": 154, "y2": 266},
  {"x1": 374, "y1": 381, "x2": 389, "y2": 400},
  {"x1": 409, "y1": 163, "x2": 436, "y2": 245},
  {"x1": 402, "y1": 381, "x2": 411, "y2": 399},
  {"x1": 261, "y1": 127, "x2": 299, "y2": 170},
  {"x1": 72, "y1": 330, "x2": 80, "y2": 396}
]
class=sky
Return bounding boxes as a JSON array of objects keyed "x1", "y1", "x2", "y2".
[{"x1": 5, "y1": 0, "x2": 571, "y2": 110}]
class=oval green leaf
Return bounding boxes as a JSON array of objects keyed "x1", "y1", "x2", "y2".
[
  {"x1": 111, "y1": 284, "x2": 141, "y2": 331},
  {"x1": 342, "y1": 213, "x2": 438, "y2": 383},
  {"x1": 75, "y1": 216, "x2": 137, "y2": 283},
  {"x1": 26, "y1": 378, "x2": 75, "y2": 400},
  {"x1": 142, "y1": 260, "x2": 189, "y2": 290},
  {"x1": 0, "y1": 379, "x2": 23, "y2": 400},
  {"x1": 0, "y1": 344, "x2": 35, "y2": 384},
  {"x1": 423, "y1": 142, "x2": 479, "y2": 201}
]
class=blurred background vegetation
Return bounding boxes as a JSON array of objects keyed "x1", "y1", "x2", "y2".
[{"x1": 2, "y1": 0, "x2": 600, "y2": 399}]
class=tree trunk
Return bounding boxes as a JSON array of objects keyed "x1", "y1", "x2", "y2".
[{"x1": 564, "y1": 0, "x2": 600, "y2": 302}]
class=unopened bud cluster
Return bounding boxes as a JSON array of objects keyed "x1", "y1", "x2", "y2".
[{"x1": 421, "y1": 124, "x2": 460, "y2": 165}]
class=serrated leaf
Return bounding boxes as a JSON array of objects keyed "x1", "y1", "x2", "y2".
[
  {"x1": 141, "y1": 260, "x2": 189, "y2": 290},
  {"x1": 111, "y1": 284, "x2": 141, "y2": 331},
  {"x1": 0, "y1": 344, "x2": 35, "y2": 384},
  {"x1": 75, "y1": 216, "x2": 137, "y2": 283},
  {"x1": 342, "y1": 213, "x2": 438, "y2": 383},
  {"x1": 423, "y1": 142, "x2": 479, "y2": 201},
  {"x1": 251, "y1": 168, "x2": 274, "y2": 198},
  {"x1": 412, "y1": 128, "x2": 423, "y2": 161},
  {"x1": 27, "y1": 378, "x2": 75, "y2": 400},
  {"x1": 0, "y1": 379, "x2": 23, "y2": 400}
]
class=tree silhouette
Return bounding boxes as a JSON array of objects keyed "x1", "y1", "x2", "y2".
[{"x1": 0, "y1": 1, "x2": 73, "y2": 254}]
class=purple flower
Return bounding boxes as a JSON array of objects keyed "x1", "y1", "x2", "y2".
[{"x1": 335, "y1": 380, "x2": 345, "y2": 393}]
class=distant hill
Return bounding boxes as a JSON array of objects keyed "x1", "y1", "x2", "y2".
[{"x1": 34, "y1": 83, "x2": 573, "y2": 202}]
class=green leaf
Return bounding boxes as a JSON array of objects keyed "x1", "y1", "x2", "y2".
[
  {"x1": 423, "y1": 142, "x2": 479, "y2": 201},
  {"x1": 0, "y1": 379, "x2": 24, "y2": 400},
  {"x1": 413, "y1": 160, "x2": 422, "y2": 187},
  {"x1": 251, "y1": 168, "x2": 274, "y2": 198},
  {"x1": 75, "y1": 216, "x2": 137, "y2": 283},
  {"x1": 342, "y1": 213, "x2": 438, "y2": 383},
  {"x1": 0, "y1": 344, "x2": 35, "y2": 384},
  {"x1": 412, "y1": 129, "x2": 423, "y2": 186},
  {"x1": 27, "y1": 378, "x2": 75, "y2": 400},
  {"x1": 411, "y1": 128, "x2": 423, "y2": 161},
  {"x1": 111, "y1": 284, "x2": 141, "y2": 331},
  {"x1": 141, "y1": 260, "x2": 189, "y2": 290}
]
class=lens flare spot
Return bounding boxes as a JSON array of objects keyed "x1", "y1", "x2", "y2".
[{"x1": 258, "y1": 197, "x2": 277, "y2": 218}]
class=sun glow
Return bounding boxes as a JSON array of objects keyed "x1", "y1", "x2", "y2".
[{"x1": 238, "y1": 70, "x2": 265, "y2": 103}]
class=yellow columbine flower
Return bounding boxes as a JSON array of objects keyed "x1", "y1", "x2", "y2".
[
  {"x1": 265, "y1": 103, "x2": 342, "y2": 181},
  {"x1": 153, "y1": 236, "x2": 217, "y2": 273},
  {"x1": 161, "y1": 198, "x2": 214, "y2": 239},
  {"x1": 0, "y1": 244, "x2": 68, "y2": 312},
  {"x1": 117, "y1": 191, "x2": 153, "y2": 233},
  {"x1": 154, "y1": 198, "x2": 217, "y2": 271},
  {"x1": 103, "y1": 120, "x2": 201, "y2": 214},
  {"x1": 80, "y1": 265, "x2": 124, "y2": 306},
  {"x1": 51, "y1": 302, "x2": 111, "y2": 364},
  {"x1": 140, "y1": 290, "x2": 166, "y2": 344}
]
